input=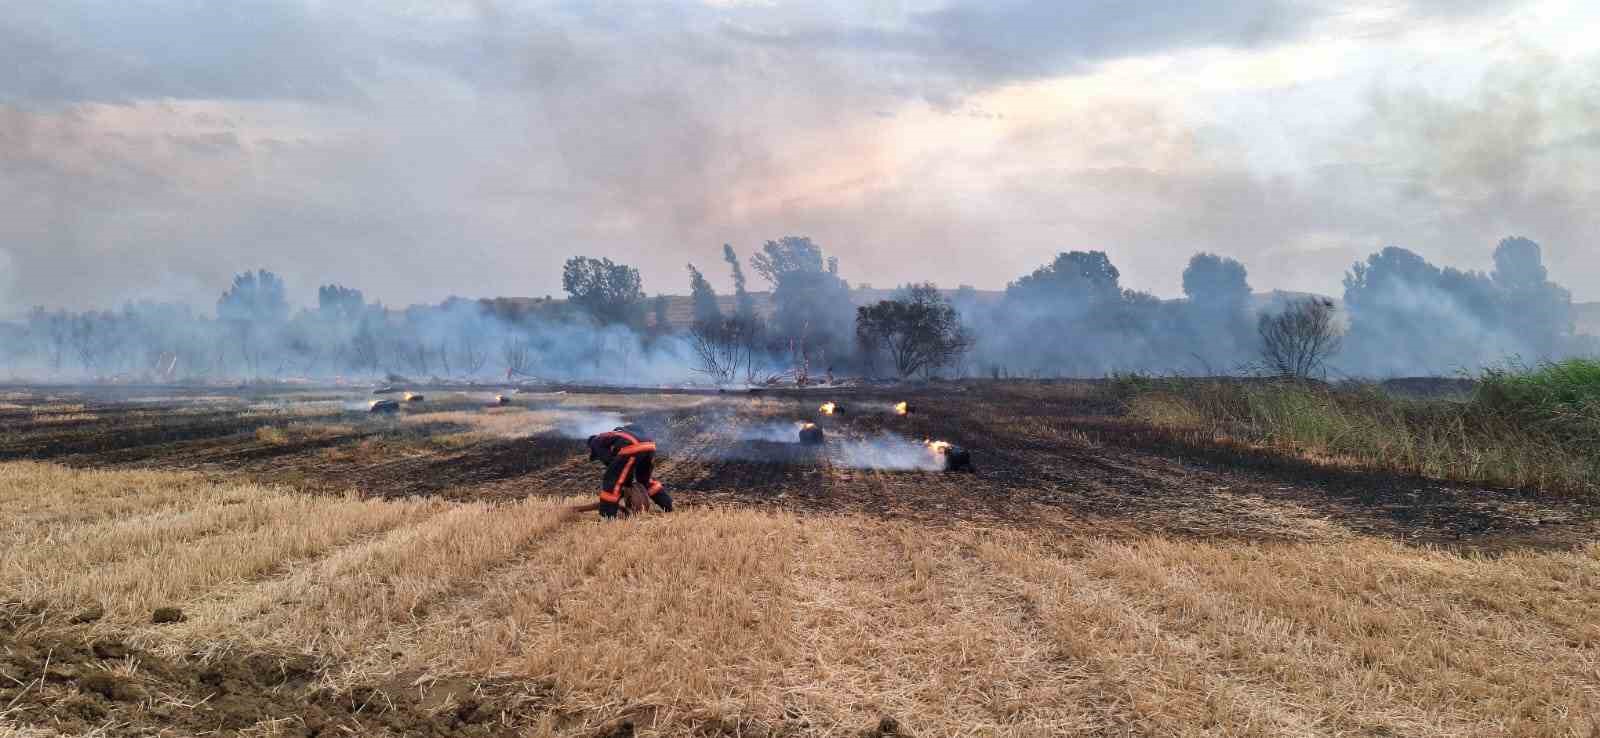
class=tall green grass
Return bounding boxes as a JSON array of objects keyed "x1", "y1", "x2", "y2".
[
  {"x1": 1478, "y1": 359, "x2": 1600, "y2": 443},
  {"x1": 1120, "y1": 363, "x2": 1600, "y2": 495}
]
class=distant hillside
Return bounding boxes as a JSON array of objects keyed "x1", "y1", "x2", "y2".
[{"x1": 1577, "y1": 302, "x2": 1600, "y2": 337}]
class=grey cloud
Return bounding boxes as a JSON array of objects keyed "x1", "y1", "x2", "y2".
[
  {"x1": 0, "y1": 0, "x2": 372, "y2": 104},
  {"x1": 783, "y1": 56, "x2": 1600, "y2": 303},
  {"x1": 722, "y1": 0, "x2": 1522, "y2": 97},
  {"x1": 1328, "y1": 59, "x2": 1600, "y2": 283},
  {"x1": 0, "y1": 0, "x2": 1595, "y2": 323}
]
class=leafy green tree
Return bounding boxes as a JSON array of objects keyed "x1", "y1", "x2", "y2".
[
  {"x1": 562, "y1": 256, "x2": 645, "y2": 327},
  {"x1": 722, "y1": 244, "x2": 756, "y2": 320},
  {"x1": 1006, "y1": 250, "x2": 1122, "y2": 305},
  {"x1": 856, "y1": 283, "x2": 972, "y2": 378},
  {"x1": 686, "y1": 264, "x2": 722, "y2": 325},
  {"x1": 750, "y1": 237, "x2": 853, "y2": 364}
]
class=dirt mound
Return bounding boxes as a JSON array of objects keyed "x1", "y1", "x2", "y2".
[{"x1": 0, "y1": 623, "x2": 543, "y2": 737}]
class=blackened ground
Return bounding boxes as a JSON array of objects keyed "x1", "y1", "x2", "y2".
[{"x1": 2, "y1": 382, "x2": 1595, "y2": 552}]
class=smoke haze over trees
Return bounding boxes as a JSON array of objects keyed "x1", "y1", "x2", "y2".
[
  {"x1": 752, "y1": 237, "x2": 856, "y2": 373},
  {"x1": 1340, "y1": 239, "x2": 1583, "y2": 376},
  {"x1": 0, "y1": 233, "x2": 1594, "y2": 384}
]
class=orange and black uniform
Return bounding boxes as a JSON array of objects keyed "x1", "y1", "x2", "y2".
[{"x1": 587, "y1": 425, "x2": 672, "y2": 518}]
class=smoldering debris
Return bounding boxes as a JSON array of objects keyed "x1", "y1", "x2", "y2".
[
  {"x1": 738, "y1": 420, "x2": 813, "y2": 443},
  {"x1": 834, "y1": 433, "x2": 946, "y2": 472},
  {"x1": 695, "y1": 419, "x2": 824, "y2": 458},
  {"x1": 368, "y1": 399, "x2": 400, "y2": 414}
]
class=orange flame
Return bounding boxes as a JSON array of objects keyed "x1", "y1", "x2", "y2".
[
  {"x1": 800, "y1": 421, "x2": 816, "y2": 429},
  {"x1": 819, "y1": 402, "x2": 836, "y2": 415},
  {"x1": 894, "y1": 401, "x2": 908, "y2": 416},
  {"x1": 924, "y1": 439, "x2": 952, "y2": 454}
]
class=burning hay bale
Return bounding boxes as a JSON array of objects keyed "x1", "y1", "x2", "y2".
[
  {"x1": 492, "y1": 394, "x2": 511, "y2": 406},
  {"x1": 925, "y1": 440, "x2": 974, "y2": 472},
  {"x1": 819, "y1": 402, "x2": 841, "y2": 416},
  {"x1": 894, "y1": 401, "x2": 913, "y2": 416},
  {"x1": 368, "y1": 399, "x2": 400, "y2": 414},
  {"x1": 798, "y1": 422, "x2": 826, "y2": 446},
  {"x1": 404, "y1": 393, "x2": 425, "y2": 403}
]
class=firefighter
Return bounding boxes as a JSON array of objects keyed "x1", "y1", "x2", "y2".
[{"x1": 571, "y1": 424, "x2": 672, "y2": 519}]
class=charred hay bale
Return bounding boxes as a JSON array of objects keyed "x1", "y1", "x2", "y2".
[
  {"x1": 939, "y1": 446, "x2": 974, "y2": 472},
  {"x1": 797, "y1": 424, "x2": 825, "y2": 445},
  {"x1": 403, "y1": 393, "x2": 425, "y2": 403},
  {"x1": 369, "y1": 399, "x2": 400, "y2": 414}
]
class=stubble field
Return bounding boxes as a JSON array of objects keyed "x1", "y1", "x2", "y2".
[{"x1": 1, "y1": 382, "x2": 1596, "y2": 737}]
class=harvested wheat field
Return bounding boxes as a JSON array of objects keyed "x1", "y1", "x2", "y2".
[{"x1": 2, "y1": 383, "x2": 1598, "y2": 737}]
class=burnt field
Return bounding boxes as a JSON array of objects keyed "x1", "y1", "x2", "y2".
[
  {"x1": 1, "y1": 381, "x2": 1594, "y2": 550},
  {"x1": 4, "y1": 382, "x2": 1600, "y2": 737}
]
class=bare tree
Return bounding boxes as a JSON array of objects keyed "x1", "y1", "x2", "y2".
[
  {"x1": 67, "y1": 312, "x2": 126, "y2": 375},
  {"x1": 397, "y1": 336, "x2": 431, "y2": 377},
  {"x1": 456, "y1": 333, "x2": 488, "y2": 376},
  {"x1": 283, "y1": 329, "x2": 319, "y2": 377},
  {"x1": 349, "y1": 322, "x2": 382, "y2": 375},
  {"x1": 1259, "y1": 298, "x2": 1343, "y2": 379},
  {"x1": 737, "y1": 315, "x2": 766, "y2": 385},
  {"x1": 27, "y1": 308, "x2": 70, "y2": 372},
  {"x1": 688, "y1": 318, "x2": 750, "y2": 384},
  {"x1": 434, "y1": 339, "x2": 452, "y2": 377},
  {"x1": 501, "y1": 336, "x2": 534, "y2": 378}
]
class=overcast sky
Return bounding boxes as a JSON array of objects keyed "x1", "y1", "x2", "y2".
[{"x1": 2, "y1": 0, "x2": 1597, "y2": 316}]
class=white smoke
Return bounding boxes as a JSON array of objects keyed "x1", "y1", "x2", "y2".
[
  {"x1": 552, "y1": 410, "x2": 627, "y2": 439},
  {"x1": 834, "y1": 432, "x2": 943, "y2": 471},
  {"x1": 736, "y1": 420, "x2": 810, "y2": 443}
]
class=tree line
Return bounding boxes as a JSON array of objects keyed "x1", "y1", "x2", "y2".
[
  {"x1": 680, "y1": 235, "x2": 1591, "y2": 381},
  {"x1": 0, "y1": 236, "x2": 1590, "y2": 382}
]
